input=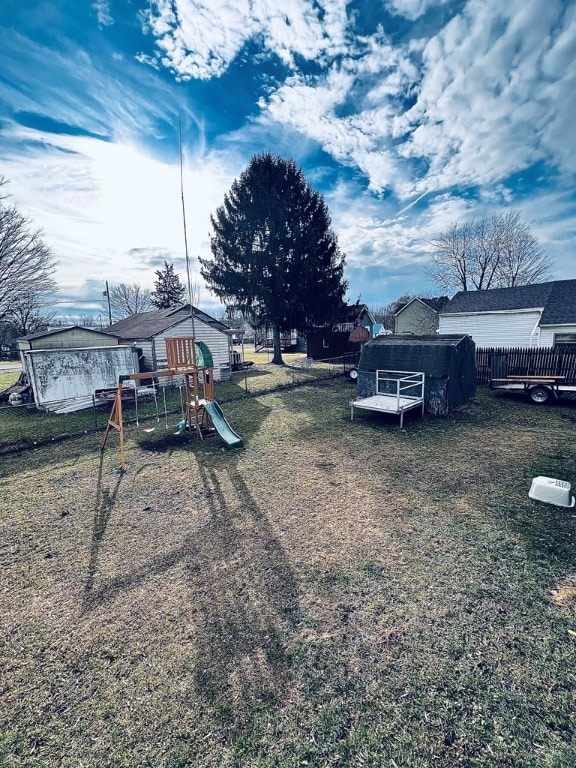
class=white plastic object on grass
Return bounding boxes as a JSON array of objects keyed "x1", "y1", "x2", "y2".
[{"x1": 529, "y1": 476, "x2": 575, "y2": 508}]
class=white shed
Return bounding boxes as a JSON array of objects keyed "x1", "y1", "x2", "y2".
[
  {"x1": 23, "y1": 346, "x2": 139, "y2": 412},
  {"x1": 105, "y1": 305, "x2": 233, "y2": 380}
]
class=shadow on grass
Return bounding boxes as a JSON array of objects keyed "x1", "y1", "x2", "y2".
[
  {"x1": 190, "y1": 455, "x2": 299, "y2": 736},
  {"x1": 0, "y1": 433, "x2": 102, "y2": 480},
  {"x1": 82, "y1": 452, "x2": 125, "y2": 610},
  {"x1": 81, "y1": 438, "x2": 298, "y2": 742}
]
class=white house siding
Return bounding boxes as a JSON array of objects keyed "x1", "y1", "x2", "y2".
[
  {"x1": 438, "y1": 310, "x2": 542, "y2": 348},
  {"x1": 134, "y1": 340, "x2": 154, "y2": 370},
  {"x1": 539, "y1": 325, "x2": 576, "y2": 346},
  {"x1": 152, "y1": 316, "x2": 231, "y2": 381}
]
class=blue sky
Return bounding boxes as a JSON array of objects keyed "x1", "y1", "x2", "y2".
[{"x1": 1, "y1": 0, "x2": 575, "y2": 319}]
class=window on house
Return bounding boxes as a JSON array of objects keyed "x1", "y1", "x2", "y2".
[
  {"x1": 554, "y1": 333, "x2": 576, "y2": 345},
  {"x1": 333, "y1": 322, "x2": 353, "y2": 332}
]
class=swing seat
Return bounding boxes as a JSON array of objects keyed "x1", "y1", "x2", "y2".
[{"x1": 174, "y1": 419, "x2": 189, "y2": 435}]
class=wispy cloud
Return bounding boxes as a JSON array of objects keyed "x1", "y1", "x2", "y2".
[
  {"x1": 139, "y1": 0, "x2": 576, "y2": 213},
  {"x1": 385, "y1": 0, "x2": 452, "y2": 21},
  {"x1": 396, "y1": 191, "x2": 429, "y2": 216},
  {"x1": 0, "y1": 29, "x2": 203, "y2": 150},
  {"x1": 395, "y1": 0, "x2": 576, "y2": 192},
  {"x1": 92, "y1": 1, "x2": 114, "y2": 28}
]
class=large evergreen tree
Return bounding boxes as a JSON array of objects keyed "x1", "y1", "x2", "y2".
[
  {"x1": 200, "y1": 153, "x2": 347, "y2": 364},
  {"x1": 150, "y1": 261, "x2": 186, "y2": 309}
]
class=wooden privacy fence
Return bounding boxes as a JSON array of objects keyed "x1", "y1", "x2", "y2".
[{"x1": 476, "y1": 346, "x2": 576, "y2": 384}]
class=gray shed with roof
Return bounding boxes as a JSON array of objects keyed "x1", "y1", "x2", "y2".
[
  {"x1": 439, "y1": 280, "x2": 576, "y2": 348},
  {"x1": 105, "y1": 305, "x2": 233, "y2": 380},
  {"x1": 17, "y1": 326, "x2": 119, "y2": 353},
  {"x1": 357, "y1": 334, "x2": 476, "y2": 416}
]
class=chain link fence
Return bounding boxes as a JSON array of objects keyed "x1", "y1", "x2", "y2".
[{"x1": 0, "y1": 354, "x2": 358, "y2": 453}]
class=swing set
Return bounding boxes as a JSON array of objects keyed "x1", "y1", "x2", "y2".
[{"x1": 102, "y1": 337, "x2": 217, "y2": 468}]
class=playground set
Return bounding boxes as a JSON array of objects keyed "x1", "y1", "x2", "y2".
[{"x1": 102, "y1": 337, "x2": 242, "y2": 467}]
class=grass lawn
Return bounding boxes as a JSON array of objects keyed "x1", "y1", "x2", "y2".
[
  {"x1": 0, "y1": 368, "x2": 20, "y2": 392},
  {"x1": 0, "y1": 362, "x2": 342, "y2": 455},
  {"x1": 0, "y1": 358, "x2": 332, "y2": 448},
  {"x1": 1, "y1": 381, "x2": 575, "y2": 767}
]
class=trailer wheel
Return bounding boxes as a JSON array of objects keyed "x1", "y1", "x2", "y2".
[
  {"x1": 529, "y1": 386, "x2": 550, "y2": 404},
  {"x1": 348, "y1": 368, "x2": 358, "y2": 381}
]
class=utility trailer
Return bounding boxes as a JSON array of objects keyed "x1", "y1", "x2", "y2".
[{"x1": 490, "y1": 375, "x2": 576, "y2": 404}]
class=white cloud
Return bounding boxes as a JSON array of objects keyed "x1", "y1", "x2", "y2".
[
  {"x1": 0, "y1": 123, "x2": 239, "y2": 309},
  {"x1": 229, "y1": 0, "x2": 576, "y2": 202},
  {"x1": 0, "y1": 30, "x2": 197, "y2": 144},
  {"x1": 142, "y1": 0, "x2": 350, "y2": 79},
  {"x1": 324, "y1": 180, "x2": 471, "y2": 277},
  {"x1": 256, "y1": 36, "x2": 417, "y2": 191},
  {"x1": 396, "y1": 0, "x2": 576, "y2": 194},
  {"x1": 4, "y1": 0, "x2": 576, "y2": 314}
]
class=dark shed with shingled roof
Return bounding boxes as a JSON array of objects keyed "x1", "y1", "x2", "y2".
[
  {"x1": 307, "y1": 303, "x2": 375, "y2": 359},
  {"x1": 357, "y1": 334, "x2": 476, "y2": 416}
]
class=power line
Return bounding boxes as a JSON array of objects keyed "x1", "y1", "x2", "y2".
[{"x1": 49, "y1": 300, "x2": 106, "y2": 305}]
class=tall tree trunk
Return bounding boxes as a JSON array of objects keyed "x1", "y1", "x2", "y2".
[{"x1": 271, "y1": 323, "x2": 284, "y2": 365}]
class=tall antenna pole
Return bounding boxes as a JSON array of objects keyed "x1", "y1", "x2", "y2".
[{"x1": 179, "y1": 115, "x2": 196, "y2": 337}]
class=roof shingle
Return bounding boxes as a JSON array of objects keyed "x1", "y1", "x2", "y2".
[
  {"x1": 441, "y1": 280, "x2": 576, "y2": 325},
  {"x1": 104, "y1": 305, "x2": 230, "y2": 339}
]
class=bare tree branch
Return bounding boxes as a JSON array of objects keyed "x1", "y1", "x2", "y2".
[
  {"x1": 189, "y1": 273, "x2": 202, "y2": 307},
  {"x1": 0, "y1": 178, "x2": 58, "y2": 321},
  {"x1": 5, "y1": 289, "x2": 56, "y2": 336},
  {"x1": 108, "y1": 282, "x2": 152, "y2": 320},
  {"x1": 427, "y1": 211, "x2": 552, "y2": 292}
]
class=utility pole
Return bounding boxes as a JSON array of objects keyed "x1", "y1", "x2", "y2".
[
  {"x1": 103, "y1": 281, "x2": 112, "y2": 326},
  {"x1": 179, "y1": 116, "x2": 196, "y2": 337}
]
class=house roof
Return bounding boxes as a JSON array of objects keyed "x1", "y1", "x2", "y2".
[
  {"x1": 540, "y1": 281, "x2": 576, "y2": 324},
  {"x1": 419, "y1": 296, "x2": 449, "y2": 312},
  {"x1": 104, "y1": 305, "x2": 231, "y2": 339},
  {"x1": 395, "y1": 296, "x2": 449, "y2": 315},
  {"x1": 349, "y1": 325, "x2": 370, "y2": 342},
  {"x1": 18, "y1": 325, "x2": 118, "y2": 342},
  {"x1": 370, "y1": 334, "x2": 469, "y2": 347},
  {"x1": 342, "y1": 303, "x2": 374, "y2": 324},
  {"x1": 441, "y1": 280, "x2": 576, "y2": 325}
]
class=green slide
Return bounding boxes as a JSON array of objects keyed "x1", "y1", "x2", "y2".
[{"x1": 204, "y1": 401, "x2": 243, "y2": 448}]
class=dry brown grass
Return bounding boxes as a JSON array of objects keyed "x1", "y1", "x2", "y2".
[{"x1": 1, "y1": 382, "x2": 575, "y2": 767}]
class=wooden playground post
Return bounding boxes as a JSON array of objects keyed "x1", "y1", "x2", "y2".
[{"x1": 101, "y1": 377, "x2": 127, "y2": 469}]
